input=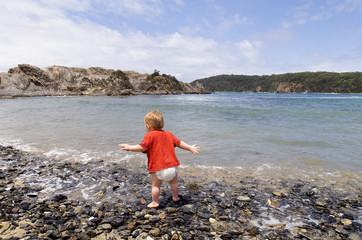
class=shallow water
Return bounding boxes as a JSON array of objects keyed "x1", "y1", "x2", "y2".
[{"x1": 0, "y1": 93, "x2": 361, "y2": 186}]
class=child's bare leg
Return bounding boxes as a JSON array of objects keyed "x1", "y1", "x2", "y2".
[
  {"x1": 169, "y1": 173, "x2": 180, "y2": 202},
  {"x1": 148, "y1": 173, "x2": 162, "y2": 208}
]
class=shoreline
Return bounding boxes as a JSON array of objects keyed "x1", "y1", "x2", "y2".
[
  {"x1": 1, "y1": 91, "x2": 361, "y2": 100},
  {"x1": 1, "y1": 145, "x2": 361, "y2": 239}
]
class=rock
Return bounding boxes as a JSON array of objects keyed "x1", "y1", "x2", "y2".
[
  {"x1": 46, "y1": 229, "x2": 62, "y2": 239},
  {"x1": 276, "y1": 82, "x2": 308, "y2": 93},
  {"x1": 127, "y1": 221, "x2": 137, "y2": 231},
  {"x1": 0, "y1": 209, "x2": 7, "y2": 220},
  {"x1": 52, "y1": 194, "x2": 68, "y2": 202},
  {"x1": 99, "y1": 223, "x2": 112, "y2": 230},
  {"x1": 149, "y1": 216, "x2": 160, "y2": 222},
  {"x1": 211, "y1": 221, "x2": 229, "y2": 232},
  {"x1": 341, "y1": 218, "x2": 352, "y2": 225},
  {"x1": 181, "y1": 204, "x2": 197, "y2": 214},
  {"x1": 149, "y1": 228, "x2": 161, "y2": 237},
  {"x1": 171, "y1": 234, "x2": 180, "y2": 240},
  {"x1": 349, "y1": 233, "x2": 360, "y2": 240},
  {"x1": 237, "y1": 196, "x2": 251, "y2": 201},
  {"x1": 136, "y1": 232, "x2": 154, "y2": 240},
  {"x1": 266, "y1": 198, "x2": 278, "y2": 208},
  {"x1": 0, "y1": 221, "x2": 11, "y2": 233},
  {"x1": 14, "y1": 180, "x2": 24, "y2": 185}
]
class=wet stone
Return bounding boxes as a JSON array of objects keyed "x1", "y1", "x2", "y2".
[{"x1": 181, "y1": 204, "x2": 197, "y2": 214}]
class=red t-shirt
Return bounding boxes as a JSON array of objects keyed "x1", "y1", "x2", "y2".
[{"x1": 139, "y1": 130, "x2": 181, "y2": 173}]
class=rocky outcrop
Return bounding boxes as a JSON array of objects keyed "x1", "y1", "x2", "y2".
[
  {"x1": 0, "y1": 64, "x2": 206, "y2": 97},
  {"x1": 275, "y1": 82, "x2": 309, "y2": 93}
]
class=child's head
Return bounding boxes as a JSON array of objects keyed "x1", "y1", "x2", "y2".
[{"x1": 144, "y1": 110, "x2": 164, "y2": 130}]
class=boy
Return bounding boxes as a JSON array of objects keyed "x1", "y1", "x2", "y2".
[{"x1": 119, "y1": 110, "x2": 200, "y2": 208}]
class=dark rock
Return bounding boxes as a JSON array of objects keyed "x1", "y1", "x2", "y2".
[
  {"x1": 52, "y1": 194, "x2": 68, "y2": 202},
  {"x1": 46, "y1": 229, "x2": 62, "y2": 239},
  {"x1": 181, "y1": 204, "x2": 197, "y2": 214}
]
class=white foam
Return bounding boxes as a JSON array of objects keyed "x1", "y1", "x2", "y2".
[
  {"x1": 252, "y1": 215, "x2": 312, "y2": 231},
  {"x1": 0, "y1": 137, "x2": 39, "y2": 153},
  {"x1": 80, "y1": 183, "x2": 100, "y2": 200}
]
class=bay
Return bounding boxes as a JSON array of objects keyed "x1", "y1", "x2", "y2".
[{"x1": 0, "y1": 92, "x2": 361, "y2": 184}]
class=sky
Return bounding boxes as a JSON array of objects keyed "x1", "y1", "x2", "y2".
[{"x1": 0, "y1": 0, "x2": 362, "y2": 82}]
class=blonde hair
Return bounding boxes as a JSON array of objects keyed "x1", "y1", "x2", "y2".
[{"x1": 144, "y1": 110, "x2": 164, "y2": 130}]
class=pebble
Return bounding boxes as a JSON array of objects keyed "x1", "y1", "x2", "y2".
[{"x1": 0, "y1": 145, "x2": 361, "y2": 239}]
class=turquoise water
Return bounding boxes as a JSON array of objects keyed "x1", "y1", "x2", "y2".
[{"x1": 0, "y1": 92, "x2": 361, "y2": 181}]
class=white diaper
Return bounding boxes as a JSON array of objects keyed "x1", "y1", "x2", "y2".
[{"x1": 156, "y1": 167, "x2": 178, "y2": 182}]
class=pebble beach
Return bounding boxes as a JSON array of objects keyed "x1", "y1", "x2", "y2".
[{"x1": 0, "y1": 145, "x2": 361, "y2": 240}]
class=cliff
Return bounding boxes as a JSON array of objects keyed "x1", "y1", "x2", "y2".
[{"x1": 0, "y1": 64, "x2": 206, "y2": 98}]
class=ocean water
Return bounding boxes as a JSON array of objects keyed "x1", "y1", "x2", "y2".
[{"x1": 0, "y1": 92, "x2": 361, "y2": 184}]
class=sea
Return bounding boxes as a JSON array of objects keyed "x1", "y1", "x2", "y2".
[{"x1": 0, "y1": 92, "x2": 361, "y2": 186}]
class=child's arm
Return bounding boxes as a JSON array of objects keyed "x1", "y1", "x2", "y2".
[
  {"x1": 119, "y1": 144, "x2": 146, "y2": 152},
  {"x1": 178, "y1": 141, "x2": 200, "y2": 154}
]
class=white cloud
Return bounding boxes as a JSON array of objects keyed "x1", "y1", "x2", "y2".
[
  {"x1": 100, "y1": 0, "x2": 163, "y2": 19},
  {"x1": 215, "y1": 14, "x2": 250, "y2": 38},
  {"x1": 235, "y1": 40, "x2": 260, "y2": 63},
  {"x1": 284, "y1": 0, "x2": 362, "y2": 27},
  {"x1": 172, "y1": 0, "x2": 184, "y2": 6},
  {"x1": 1, "y1": 0, "x2": 361, "y2": 82},
  {"x1": 0, "y1": 1, "x2": 227, "y2": 81}
]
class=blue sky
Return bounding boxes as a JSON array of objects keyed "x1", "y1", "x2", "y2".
[{"x1": 1, "y1": 0, "x2": 361, "y2": 82}]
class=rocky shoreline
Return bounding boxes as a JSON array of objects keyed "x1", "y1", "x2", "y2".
[
  {"x1": 0, "y1": 145, "x2": 360, "y2": 239},
  {"x1": 0, "y1": 64, "x2": 207, "y2": 98}
]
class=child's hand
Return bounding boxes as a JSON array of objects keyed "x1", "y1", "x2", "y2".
[
  {"x1": 119, "y1": 144, "x2": 129, "y2": 151},
  {"x1": 190, "y1": 144, "x2": 200, "y2": 154}
]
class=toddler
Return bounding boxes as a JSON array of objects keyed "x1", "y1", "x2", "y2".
[{"x1": 119, "y1": 110, "x2": 200, "y2": 208}]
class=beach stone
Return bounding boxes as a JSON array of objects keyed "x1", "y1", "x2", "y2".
[
  {"x1": 265, "y1": 198, "x2": 278, "y2": 208},
  {"x1": 127, "y1": 221, "x2": 137, "y2": 231},
  {"x1": 341, "y1": 218, "x2": 352, "y2": 225},
  {"x1": 149, "y1": 215, "x2": 160, "y2": 222},
  {"x1": 211, "y1": 221, "x2": 229, "y2": 232},
  {"x1": 52, "y1": 194, "x2": 68, "y2": 202},
  {"x1": 99, "y1": 223, "x2": 112, "y2": 230},
  {"x1": 0, "y1": 225, "x2": 26, "y2": 239},
  {"x1": 149, "y1": 227, "x2": 161, "y2": 236},
  {"x1": 14, "y1": 180, "x2": 24, "y2": 185},
  {"x1": 237, "y1": 196, "x2": 251, "y2": 201},
  {"x1": 136, "y1": 232, "x2": 154, "y2": 240},
  {"x1": 0, "y1": 221, "x2": 11, "y2": 232},
  {"x1": 34, "y1": 219, "x2": 45, "y2": 227},
  {"x1": 166, "y1": 207, "x2": 179, "y2": 213},
  {"x1": 349, "y1": 233, "x2": 360, "y2": 240},
  {"x1": 181, "y1": 204, "x2": 197, "y2": 214},
  {"x1": 46, "y1": 229, "x2": 62, "y2": 239},
  {"x1": 171, "y1": 233, "x2": 180, "y2": 240},
  {"x1": 0, "y1": 210, "x2": 7, "y2": 220},
  {"x1": 20, "y1": 201, "x2": 31, "y2": 210}
]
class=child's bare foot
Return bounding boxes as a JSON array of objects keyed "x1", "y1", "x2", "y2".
[
  {"x1": 173, "y1": 196, "x2": 180, "y2": 202},
  {"x1": 147, "y1": 202, "x2": 159, "y2": 208}
]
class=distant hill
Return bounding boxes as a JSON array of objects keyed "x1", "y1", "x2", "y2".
[{"x1": 191, "y1": 72, "x2": 362, "y2": 93}]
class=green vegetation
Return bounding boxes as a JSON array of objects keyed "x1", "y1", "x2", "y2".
[
  {"x1": 151, "y1": 69, "x2": 160, "y2": 78},
  {"x1": 111, "y1": 70, "x2": 129, "y2": 81},
  {"x1": 191, "y1": 72, "x2": 362, "y2": 93},
  {"x1": 110, "y1": 70, "x2": 132, "y2": 90},
  {"x1": 146, "y1": 70, "x2": 183, "y2": 91}
]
